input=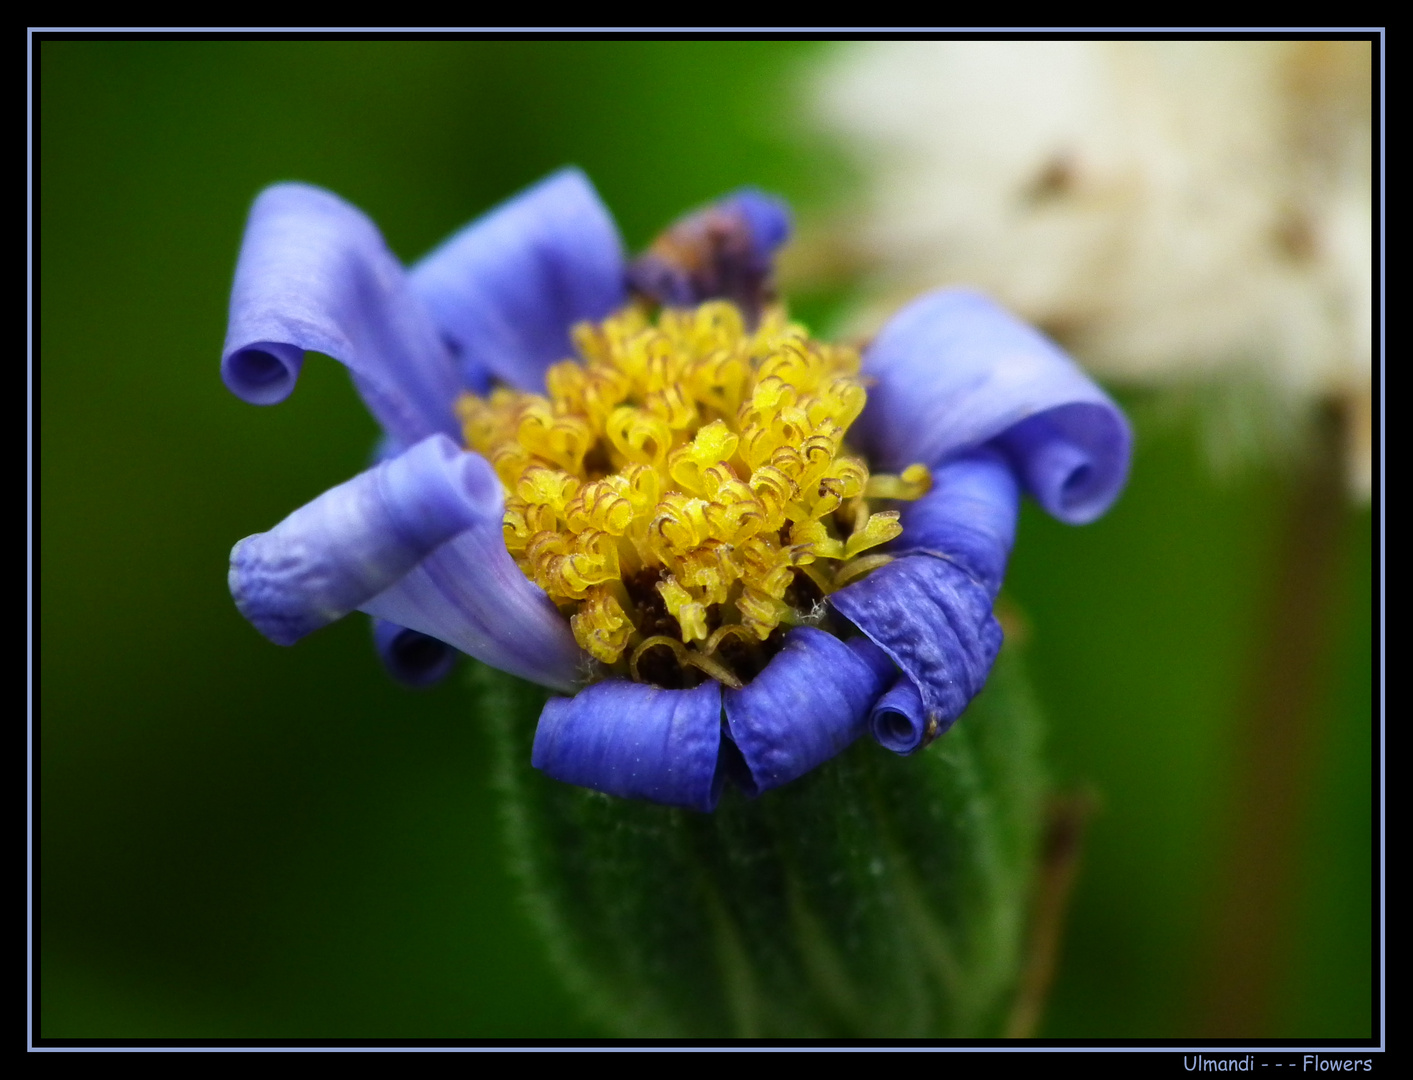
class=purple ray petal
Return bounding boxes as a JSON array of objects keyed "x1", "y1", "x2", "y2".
[
  {"x1": 360, "y1": 524, "x2": 585, "y2": 692},
  {"x1": 854, "y1": 288, "x2": 1132, "y2": 525},
  {"x1": 890, "y1": 449, "x2": 1020, "y2": 598},
  {"x1": 830, "y1": 555, "x2": 1003, "y2": 749},
  {"x1": 369, "y1": 432, "x2": 402, "y2": 467},
  {"x1": 230, "y1": 434, "x2": 501, "y2": 646},
  {"x1": 723, "y1": 628, "x2": 896, "y2": 795},
  {"x1": 727, "y1": 188, "x2": 792, "y2": 255},
  {"x1": 993, "y1": 406, "x2": 1127, "y2": 526},
  {"x1": 222, "y1": 184, "x2": 462, "y2": 446},
  {"x1": 627, "y1": 187, "x2": 791, "y2": 317},
  {"x1": 372, "y1": 617, "x2": 458, "y2": 688},
  {"x1": 532, "y1": 679, "x2": 724, "y2": 811},
  {"x1": 408, "y1": 168, "x2": 627, "y2": 393},
  {"x1": 869, "y1": 676, "x2": 927, "y2": 755}
]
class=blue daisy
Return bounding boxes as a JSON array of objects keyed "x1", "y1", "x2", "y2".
[{"x1": 223, "y1": 169, "x2": 1130, "y2": 812}]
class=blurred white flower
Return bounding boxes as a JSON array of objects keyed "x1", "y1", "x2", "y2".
[{"x1": 810, "y1": 41, "x2": 1373, "y2": 497}]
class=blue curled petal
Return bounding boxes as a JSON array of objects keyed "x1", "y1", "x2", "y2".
[
  {"x1": 725, "y1": 187, "x2": 792, "y2": 257},
  {"x1": 408, "y1": 168, "x2": 627, "y2": 392},
  {"x1": 372, "y1": 617, "x2": 458, "y2": 688},
  {"x1": 890, "y1": 449, "x2": 1020, "y2": 598},
  {"x1": 229, "y1": 434, "x2": 501, "y2": 646},
  {"x1": 993, "y1": 407, "x2": 1127, "y2": 526},
  {"x1": 831, "y1": 556, "x2": 1004, "y2": 749},
  {"x1": 854, "y1": 288, "x2": 1132, "y2": 525},
  {"x1": 360, "y1": 529, "x2": 584, "y2": 693},
  {"x1": 222, "y1": 184, "x2": 462, "y2": 446},
  {"x1": 870, "y1": 677, "x2": 928, "y2": 755},
  {"x1": 532, "y1": 679, "x2": 724, "y2": 812},
  {"x1": 627, "y1": 187, "x2": 791, "y2": 312},
  {"x1": 723, "y1": 627, "x2": 896, "y2": 794}
]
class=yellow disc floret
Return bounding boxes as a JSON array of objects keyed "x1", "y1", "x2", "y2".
[{"x1": 457, "y1": 300, "x2": 930, "y2": 686}]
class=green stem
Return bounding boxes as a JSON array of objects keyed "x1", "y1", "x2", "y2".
[
  {"x1": 1005, "y1": 790, "x2": 1096, "y2": 1039},
  {"x1": 1192, "y1": 401, "x2": 1352, "y2": 1036}
]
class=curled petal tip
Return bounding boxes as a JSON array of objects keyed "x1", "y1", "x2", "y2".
[
  {"x1": 858, "y1": 288, "x2": 1131, "y2": 525},
  {"x1": 870, "y1": 677, "x2": 928, "y2": 755},
  {"x1": 221, "y1": 340, "x2": 303, "y2": 406},
  {"x1": 373, "y1": 618, "x2": 458, "y2": 687},
  {"x1": 997, "y1": 406, "x2": 1132, "y2": 525},
  {"x1": 228, "y1": 535, "x2": 305, "y2": 646},
  {"x1": 223, "y1": 182, "x2": 461, "y2": 444},
  {"x1": 832, "y1": 555, "x2": 1004, "y2": 746}
]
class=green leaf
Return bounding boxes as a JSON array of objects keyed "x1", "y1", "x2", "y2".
[{"x1": 478, "y1": 644, "x2": 1047, "y2": 1038}]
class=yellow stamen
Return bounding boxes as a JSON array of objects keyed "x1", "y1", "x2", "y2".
[
  {"x1": 832, "y1": 553, "x2": 895, "y2": 590},
  {"x1": 458, "y1": 299, "x2": 930, "y2": 684},
  {"x1": 629, "y1": 635, "x2": 743, "y2": 690},
  {"x1": 864, "y1": 463, "x2": 933, "y2": 501}
]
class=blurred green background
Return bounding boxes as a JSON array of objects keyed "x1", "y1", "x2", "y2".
[{"x1": 38, "y1": 41, "x2": 1373, "y2": 1040}]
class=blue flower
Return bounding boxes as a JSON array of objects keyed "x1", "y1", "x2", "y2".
[{"x1": 223, "y1": 169, "x2": 1131, "y2": 812}]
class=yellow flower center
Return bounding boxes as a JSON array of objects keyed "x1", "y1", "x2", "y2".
[{"x1": 457, "y1": 300, "x2": 931, "y2": 687}]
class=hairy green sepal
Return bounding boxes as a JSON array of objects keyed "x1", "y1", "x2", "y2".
[{"x1": 477, "y1": 646, "x2": 1046, "y2": 1038}]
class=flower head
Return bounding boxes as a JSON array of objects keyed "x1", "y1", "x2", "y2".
[{"x1": 222, "y1": 168, "x2": 1131, "y2": 811}]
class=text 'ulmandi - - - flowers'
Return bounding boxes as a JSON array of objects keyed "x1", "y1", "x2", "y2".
[{"x1": 223, "y1": 169, "x2": 1131, "y2": 811}]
